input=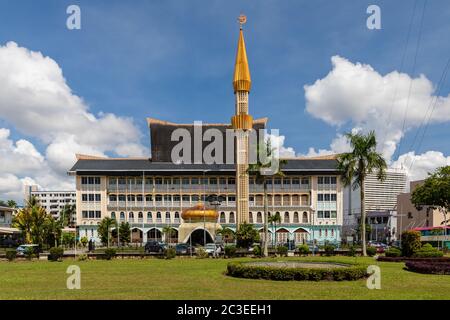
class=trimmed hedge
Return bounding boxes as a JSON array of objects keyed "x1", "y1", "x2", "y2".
[
  {"x1": 366, "y1": 247, "x2": 377, "y2": 257},
  {"x1": 48, "y1": 247, "x2": 64, "y2": 262},
  {"x1": 276, "y1": 246, "x2": 288, "y2": 257},
  {"x1": 413, "y1": 244, "x2": 444, "y2": 258},
  {"x1": 385, "y1": 247, "x2": 402, "y2": 257},
  {"x1": 377, "y1": 256, "x2": 450, "y2": 262},
  {"x1": 164, "y1": 248, "x2": 176, "y2": 259},
  {"x1": 405, "y1": 261, "x2": 450, "y2": 275},
  {"x1": 226, "y1": 261, "x2": 368, "y2": 281},
  {"x1": 224, "y1": 245, "x2": 237, "y2": 258},
  {"x1": 297, "y1": 244, "x2": 310, "y2": 256},
  {"x1": 6, "y1": 249, "x2": 16, "y2": 261},
  {"x1": 104, "y1": 248, "x2": 117, "y2": 260}
]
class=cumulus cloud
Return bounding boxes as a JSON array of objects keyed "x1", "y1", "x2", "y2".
[
  {"x1": 266, "y1": 134, "x2": 296, "y2": 158},
  {"x1": 304, "y1": 56, "x2": 450, "y2": 161},
  {"x1": 0, "y1": 42, "x2": 148, "y2": 202},
  {"x1": 392, "y1": 151, "x2": 450, "y2": 182}
]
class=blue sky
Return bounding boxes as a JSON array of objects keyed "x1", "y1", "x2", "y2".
[{"x1": 0, "y1": 0, "x2": 449, "y2": 199}]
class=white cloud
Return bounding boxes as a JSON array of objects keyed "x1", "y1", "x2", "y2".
[
  {"x1": 392, "y1": 151, "x2": 450, "y2": 182},
  {"x1": 304, "y1": 55, "x2": 450, "y2": 161},
  {"x1": 0, "y1": 42, "x2": 148, "y2": 202},
  {"x1": 266, "y1": 134, "x2": 296, "y2": 158}
]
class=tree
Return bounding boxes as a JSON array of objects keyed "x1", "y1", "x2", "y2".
[
  {"x1": 411, "y1": 166, "x2": 450, "y2": 226},
  {"x1": 62, "y1": 232, "x2": 76, "y2": 248},
  {"x1": 216, "y1": 227, "x2": 235, "y2": 244},
  {"x1": 97, "y1": 217, "x2": 116, "y2": 247},
  {"x1": 401, "y1": 230, "x2": 422, "y2": 257},
  {"x1": 235, "y1": 223, "x2": 260, "y2": 249},
  {"x1": 119, "y1": 222, "x2": 131, "y2": 245},
  {"x1": 337, "y1": 131, "x2": 387, "y2": 256},
  {"x1": 268, "y1": 212, "x2": 281, "y2": 248},
  {"x1": 248, "y1": 139, "x2": 287, "y2": 257},
  {"x1": 6, "y1": 200, "x2": 17, "y2": 208},
  {"x1": 162, "y1": 226, "x2": 176, "y2": 244},
  {"x1": 60, "y1": 204, "x2": 76, "y2": 227}
]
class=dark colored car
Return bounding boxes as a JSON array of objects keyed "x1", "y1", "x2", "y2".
[
  {"x1": 175, "y1": 243, "x2": 194, "y2": 255},
  {"x1": 145, "y1": 241, "x2": 166, "y2": 253}
]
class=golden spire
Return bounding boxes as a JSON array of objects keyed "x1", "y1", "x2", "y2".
[{"x1": 233, "y1": 15, "x2": 251, "y2": 93}]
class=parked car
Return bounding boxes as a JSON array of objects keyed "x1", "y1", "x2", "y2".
[
  {"x1": 368, "y1": 241, "x2": 388, "y2": 253},
  {"x1": 175, "y1": 243, "x2": 194, "y2": 255},
  {"x1": 16, "y1": 244, "x2": 40, "y2": 256},
  {"x1": 204, "y1": 243, "x2": 222, "y2": 256},
  {"x1": 144, "y1": 241, "x2": 166, "y2": 253}
]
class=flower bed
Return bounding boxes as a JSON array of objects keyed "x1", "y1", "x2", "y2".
[
  {"x1": 226, "y1": 260, "x2": 368, "y2": 281},
  {"x1": 377, "y1": 256, "x2": 450, "y2": 263},
  {"x1": 405, "y1": 261, "x2": 450, "y2": 275}
]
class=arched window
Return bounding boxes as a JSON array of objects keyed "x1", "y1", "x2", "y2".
[
  {"x1": 303, "y1": 212, "x2": 308, "y2": 223},
  {"x1": 220, "y1": 212, "x2": 226, "y2": 223},
  {"x1": 249, "y1": 212, "x2": 253, "y2": 223},
  {"x1": 111, "y1": 212, "x2": 116, "y2": 219},
  {"x1": 174, "y1": 212, "x2": 180, "y2": 219},
  {"x1": 229, "y1": 212, "x2": 235, "y2": 223},
  {"x1": 129, "y1": 212, "x2": 134, "y2": 219},
  {"x1": 331, "y1": 229, "x2": 334, "y2": 237},
  {"x1": 147, "y1": 212, "x2": 152, "y2": 221},
  {"x1": 319, "y1": 229, "x2": 322, "y2": 237},
  {"x1": 293, "y1": 212, "x2": 299, "y2": 223},
  {"x1": 325, "y1": 229, "x2": 328, "y2": 237},
  {"x1": 165, "y1": 212, "x2": 171, "y2": 222},
  {"x1": 257, "y1": 212, "x2": 263, "y2": 223},
  {"x1": 284, "y1": 212, "x2": 290, "y2": 224},
  {"x1": 120, "y1": 212, "x2": 125, "y2": 220},
  {"x1": 138, "y1": 212, "x2": 143, "y2": 219},
  {"x1": 156, "y1": 212, "x2": 162, "y2": 221}
]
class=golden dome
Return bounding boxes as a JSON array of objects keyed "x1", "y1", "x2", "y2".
[
  {"x1": 233, "y1": 28, "x2": 251, "y2": 93},
  {"x1": 181, "y1": 203, "x2": 218, "y2": 222}
]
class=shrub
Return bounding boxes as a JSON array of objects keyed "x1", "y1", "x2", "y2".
[
  {"x1": 414, "y1": 244, "x2": 444, "y2": 258},
  {"x1": 6, "y1": 249, "x2": 16, "y2": 261},
  {"x1": 366, "y1": 246, "x2": 377, "y2": 257},
  {"x1": 226, "y1": 261, "x2": 368, "y2": 281},
  {"x1": 224, "y1": 245, "x2": 237, "y2": 258},
  {"x1": 164, "y1": 248, "x2": 176, "y2": 259},
  {"x1": 48, "y1": 247, "x2": 64, "y2": 262},
  {"x1": 401, "y1": 231, "x2": 421, "y2": 257},
  {"x1": 385, "y1": 247, "x2": 401, "y2": 257},
  {"x1": 196, "y1": 247, "x2": 208, "y2": 259},
  {"x1": 24, "y1": 246, "x2": 35, "y2": 260},
  {"x1": 276, "y1": 245, "x2": 288, "y2": 257},
  {"x1": 297, "y1": 244, "x2": 310, "y2": 256},
  {"x1": 405, "y1": 261, "x2": 450, "y2": 275},
  {"x1": 80, "y1": 236, "x2": 88, "y2": 248},
  {"x1": 104, "y1": 248, "x2": 117, "y2": 260},
  {"x1": 323, "y1": 244, "x2": 335, "y2": 256},
  {"x1": 77, "y1": 254, "x2": 88, "y2": 261},
  {"x1": 253, "y1": 245, "x2": 262, "y2": 257},
  {"x1": 347, "y1": 246, "x2": 357, "y2": 257}
]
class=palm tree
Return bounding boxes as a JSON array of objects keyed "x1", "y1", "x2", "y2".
[
  {"x1": 216, "y1": 227, "x2": 235, "y2": 244},
  {"x1": 268, "y1": 212, "x2": 281, "y2": 248},
  {"x1": 337, "y1": 131, "x2": 387, "y2": 256},
  {"x1": 6, "y1": 200, "x2": 17, "y2": 208},
  {"x1": 60, "y1": 204, "x2": 76, "y2": 227},
  {"x1": 248, "y1": 140, "x2": 287, "y2": 257},
  {"x1": 97, "y1": 217, "x2": 116, "y2": 248},
  {"x1": 162, "y1": 226, "x2": 175, "y2": 245}
]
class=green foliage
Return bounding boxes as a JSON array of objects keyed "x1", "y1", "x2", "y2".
[
  {"x1": 276, "y1": 245, "x2": 288, "y2": 257},
  {"x1": 48, "y1": 247, "x2": 64, "y2": 262},
  {"x1": 80, "y1": 236, "x2": 88, "y2": 248},
  {"x1": 385, "y1": 247, "x2": 402, "y2": 257},
  {"x1": 60, "y1": 204, "x2": 75, "y2": 227},
  {"x1": 77, "y1": 254, "x2": 88, "y2": 261},
  {"x1": 24, "y1": 246, "x2": 36, "y2": 260},
  {"x1": 366, "y1": 246, "x2": 377, "y2": 257},
  {"x1": 164, "y1": 247, "x2": 176, "y2": 259},
  {"x1": 97, "y1": 217, "x2": 116, "y2": 247},
  {"x1": 196, "y1": 247, "x2": 208, "y2": 259},
  {"x1": 297, "y1": 244, "x2": 310, "y2": 256},
  {"x1": 347, "y1": 246, "x2": 357, "y2": 257},
  {"x1": 119, "y1": 222, "x2": 131, "y2": 244},
  {"x1": 411, "y1": 166, "x2": 450, "y2": 213},
  {"x1": 252, "y1": 245, "x2": 262, "y2": 257},
  {"x1": 414, "y1": 244, "x2": 444, "y2": 258},
  {"x1": 401, "y1": 231, "x2": 422, "y2": 257},
  {"x1": 104, "y1": 248, "x2": 117, "y2": 260},
  {"x1": 224, "y1": 245, "x2": 237, "y2": 258},
  {"x1": 62, "y1": 232, "x2": 75, "y2": 247},
  {"x1": 323, "y1": 244, "x2": 335, "y2": 256},
  {"x1": 227, "y1": 262, "x2": 368, "y2": 281},
  {"x1": 235, "y1": 223, "x2": 260, "y2": 249},
  {"x1": 6, "y1": 249, "x2": 16, "y2": 261},
  {"x1": 216, "y1": 228, "x2": 235, "y2": 243}
]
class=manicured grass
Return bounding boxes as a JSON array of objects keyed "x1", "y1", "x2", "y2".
[{"x1": 0, "y1": 256, "x2": 449, "y2": 300}]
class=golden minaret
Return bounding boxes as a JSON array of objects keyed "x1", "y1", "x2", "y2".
[{"x1": 231, "y1": 15, "x2": 253, "y2": 227}]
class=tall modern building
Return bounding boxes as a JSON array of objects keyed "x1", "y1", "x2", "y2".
[
  {"x1": 24, "y1": 185, "x2": 76, "y2": 223},
  {"x1": 68, "y1": 20, "x2": 344, "y2": 246},
  {"x1": 343, "y1": 169, "x2": 407, "y2": 242}
]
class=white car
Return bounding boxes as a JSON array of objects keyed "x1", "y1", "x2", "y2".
[{"x1": 204, "y1": 243, "x2": 221, "y2": 256}]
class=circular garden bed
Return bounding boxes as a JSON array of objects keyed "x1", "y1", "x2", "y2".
[{"x1": 226, "y1": 260, "x2": 368, "y2": 281}]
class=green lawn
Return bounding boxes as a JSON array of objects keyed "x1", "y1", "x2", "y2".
[{"x1": 0, "y1": 256, "x2": 449, "y2": 300}]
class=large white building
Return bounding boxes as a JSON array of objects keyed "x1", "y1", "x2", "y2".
[
  {"x1": 343, "y1": 169, "x2": 407, "y2": 242},
  {"x1": 24, "y1": 185, "x2": 76, "y2": 223}
]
